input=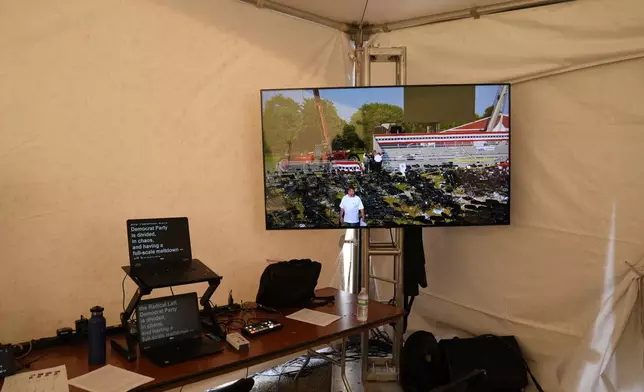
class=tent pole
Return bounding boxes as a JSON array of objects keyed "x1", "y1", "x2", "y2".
[
  {"x1": 238, "y1": 0, "x2": 574, "y2": 36},
  {"x1": 347, "y1": 27, "x2": 367, "y2": 297},
  {"x1": 238, "y1": 0, "x2": 351, "y2": 33},
  {"x1": 366, "y1": 0, "x2": 575, "y2": 34},
  {"x1": 352, "y1": 27, "x2": 367, "y2": 88}
]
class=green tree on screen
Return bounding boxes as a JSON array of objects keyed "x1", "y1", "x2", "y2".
[
  {"x1": 331, "y1": 124, "x2": 365, "y2": 150},
  {"x1": 341, "y1": 124, "x2": 365, "y2": 149},
  {"x1": 262, "y1": 95, "x2": 302, "y2": 156},
  {"x1": 350, "y1": 103, "x2": 404, "y2": 150},
  {"x1": 401, "y1": 122, "x2": 428, "y2": 133},
  {"x1": 331, "y1": 134, "x2": 345, "y2": 150},
  {"x1": 483, "y1": 105, "x2": 494, "y2": 118},
  {"x1": 294, "y1": 98, "x2": 345, "y2": 153}
]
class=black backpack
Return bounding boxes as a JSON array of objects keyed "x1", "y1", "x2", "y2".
[
  {"x1": 256, "y1": 259, "x2": 334, "y2": 309},
  {"x1": 400, "y1": 331, "x2": 447, "y2": 392}
]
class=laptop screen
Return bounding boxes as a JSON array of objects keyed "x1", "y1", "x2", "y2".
[
  {"x1": 127, "y1": 217, "x2": 192, "y2": 266},
  {"x1": 136, "y1": 292, "x2": 201, "y2": 348}
]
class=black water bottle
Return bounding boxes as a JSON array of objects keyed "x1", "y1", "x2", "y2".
[{"x1": 88, "y1": 306, "x2": 106, "y2": 365}]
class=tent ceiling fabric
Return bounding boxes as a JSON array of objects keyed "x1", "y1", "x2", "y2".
[
  {"x1": 371, "y1": 0, "x2": 644, "y2": 83},
  {"x1": 268, "y1": 0, "x2": 533, "y2": 24}
]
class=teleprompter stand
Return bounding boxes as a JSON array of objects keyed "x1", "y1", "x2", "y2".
[{"x1": 110, "y1": 266, "x2": 224, "y2": 362}]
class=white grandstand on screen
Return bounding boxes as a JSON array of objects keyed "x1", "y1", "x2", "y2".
[{"x1": 373, "y1": 114, "x2": 510, "y2": 169}]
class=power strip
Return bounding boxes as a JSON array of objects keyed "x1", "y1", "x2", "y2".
[{"x1": 226, "y1": 332, "x2": 250, "y2": 351}]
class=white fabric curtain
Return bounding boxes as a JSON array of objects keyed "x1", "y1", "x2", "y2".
[{"x1": 370, "y1": 0, "x2": 644, "y2": 390}]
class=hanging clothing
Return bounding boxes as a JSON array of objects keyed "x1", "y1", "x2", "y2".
[
  {"x1": 403, "y1": 227, "x2": 427, "y2": 332},
  {"x1": 403, "y1": 227, "x2": 427, "y2": 297}
]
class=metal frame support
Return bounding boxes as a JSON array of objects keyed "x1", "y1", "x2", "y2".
[
  {"x1": 239, "y1": 0, "x2": 575, "y2": 38},
  {"x1": 356, "y1": 45, "x2": 407, "y2": 384},
  {"x1": 346, "y1": 30, "x2": 369, "y2": 296},
  {"x1": 351, "y1": 44, "x2": 407, "y2": 295},
  {"x1": 238, "y1": 0, "x2": 351, "y2": 32},
  {"x1": 362, "y1": 47, "x2": 407, "y2": 87},
  {"x1": 360, "y1": 228, "x2": 405, "y2": 383},
  {"x1": 363, "y1": 0, "x2": 574, "y2": 34},
  {"x1": 110, "y1": 286, "x2": 150, "y2": 361}
]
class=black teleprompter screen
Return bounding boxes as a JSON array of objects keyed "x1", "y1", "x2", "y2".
[
  {"x1": 127, "y1": 217, "x2": 192, "y2": 265},
  {"x1": 136, "y1": 293, "x2": 200, "y2": 345}
]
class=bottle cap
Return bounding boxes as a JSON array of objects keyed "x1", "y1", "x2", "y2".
[{"x1": 90, "y1": 306, "x2": 104, "y2": 314}]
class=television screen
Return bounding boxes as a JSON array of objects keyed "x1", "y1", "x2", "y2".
[{"x1": 261, "y1": 84, "x2": 510, "y2": 230}]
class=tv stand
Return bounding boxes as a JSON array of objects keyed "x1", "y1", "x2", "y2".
[{"x1": 110, "y1": 266, "x2": 224, "y2": 362}]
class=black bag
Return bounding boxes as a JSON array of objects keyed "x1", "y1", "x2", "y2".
[
  {"x1": 401, "y1": 332, "x2": 543, "y2": 392},
  {"x1": 256, "y1": 259, "x2": 334, "y2": 309},
  {"x1": 400, "y1": 331, "x2": 447, "y2": 392}
]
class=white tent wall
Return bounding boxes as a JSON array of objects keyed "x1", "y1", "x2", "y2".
[
  {"x1": 368, "y1": 0, "x2": 644, "y2": 391},
  {"x1": 0, "y1": 0, "x2": 352, "y2": 343},
  {"x1": 404, "y1": 60, "x2": 644, "y2": 392}
]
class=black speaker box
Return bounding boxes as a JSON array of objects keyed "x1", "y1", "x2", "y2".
[{"x1": 439, "y1": 335, "x2": 527, "y2": 392}]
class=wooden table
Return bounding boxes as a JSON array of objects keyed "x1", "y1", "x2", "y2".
[{"x1": 3, "y1": 288, "x2": 404, "y2": 391}]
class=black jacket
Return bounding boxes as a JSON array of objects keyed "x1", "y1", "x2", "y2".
[{"x1": 403, "y1": 227, "x2": 427, "y2": 297}]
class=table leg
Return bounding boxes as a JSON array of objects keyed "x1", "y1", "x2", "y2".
[
  {"x1": 361, "y1": 330, "x2": 368, "y2": 385},
  {"x1": 393, "y1": 315, "x2": 404, "y2": 382},
  {"x1": 340, "y1": 337, "x2": 352, "y2": 392}
]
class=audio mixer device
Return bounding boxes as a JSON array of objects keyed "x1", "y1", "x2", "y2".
[{"x1": 242, "y1": 320, "x2": 283, "y2": 337}]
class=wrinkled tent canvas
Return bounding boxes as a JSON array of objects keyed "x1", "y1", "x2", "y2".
[{"x1": 2, "y1": 0, "x2": 644, "y2": 391}]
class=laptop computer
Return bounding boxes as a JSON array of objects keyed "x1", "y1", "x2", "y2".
[
  {"x1": 126, "y1": 217, "x2": 220, "y2": 288},
  {"x1": 136, "y1": 292, "x2": 223, "y2": 366}
]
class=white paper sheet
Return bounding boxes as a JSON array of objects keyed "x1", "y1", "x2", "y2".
[
  {"x1": 286, "y1": 309, "x2": 341, "y2": 327},
  {"x1": 1, "y1": 365, "x2": 68, "y2": 392},
  {"x1": 68, "y1": 365, "x2": 153, "y2": 392}
]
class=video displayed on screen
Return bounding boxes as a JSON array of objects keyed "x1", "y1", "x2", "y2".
[{"x1": 261, "y1": 84, "x2": 510, "y2": 229}]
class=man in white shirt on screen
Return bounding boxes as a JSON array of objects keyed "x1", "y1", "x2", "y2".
[
  {"x1": 340, "y1": 186, "x2": 365, "y2": 227},
  {"x1": 373, "y1": 151, "x2": 383, "y2": 172}
]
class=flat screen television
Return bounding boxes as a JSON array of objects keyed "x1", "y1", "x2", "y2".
[{"x1": 261, "y1": 84, "x2": 510, "y2": 230}]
